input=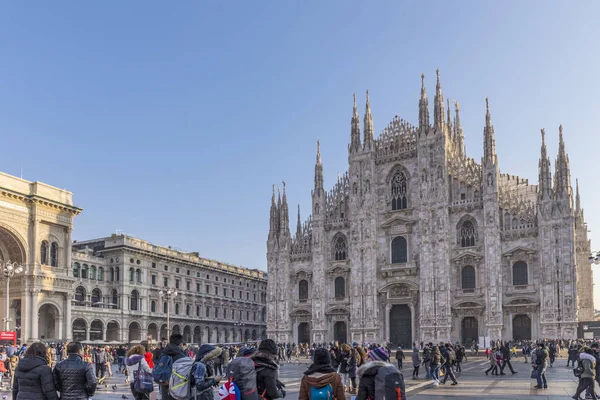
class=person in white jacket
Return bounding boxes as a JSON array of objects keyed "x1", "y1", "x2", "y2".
[{"x1": 125, "y1": 345, "x2": 153, "y2": 400}]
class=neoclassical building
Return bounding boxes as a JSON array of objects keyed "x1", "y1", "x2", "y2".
[
  {"x1": 0, "y1": 171, "x2": 267, "y2": 344},
  {"x1": 266, "y1": 71, "x2": 594, "y2": 347}
]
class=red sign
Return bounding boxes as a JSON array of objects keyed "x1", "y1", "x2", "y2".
[{"x1": 0, "y1": 331, "x2": 16, "y2": 344}]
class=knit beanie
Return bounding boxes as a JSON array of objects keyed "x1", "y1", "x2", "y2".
[
  {"x1": 259, "y1": 339, "x2": 278, "y2": 355},
  {"x1": 313, "y1": 348, "x2": 332, "y2": 366},
  {"x1": 369, "y1": 346, "x2": 388, "y2": 362}
]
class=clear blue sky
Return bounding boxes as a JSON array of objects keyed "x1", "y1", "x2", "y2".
[{"x1": 1, "y1": 2, "x2": 600, "y2": 303}]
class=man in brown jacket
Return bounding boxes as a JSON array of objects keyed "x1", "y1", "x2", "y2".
[{"x1": 299, "y1": 348, "x2": 345, "y2": 400}]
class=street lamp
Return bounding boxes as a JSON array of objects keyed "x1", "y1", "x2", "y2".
[
  {"x1": 158, "y1": 288, "x2": 178, "y2": 337},
  {"x1": 1, "y1": 260, "x2": 24, "y2": 331}
]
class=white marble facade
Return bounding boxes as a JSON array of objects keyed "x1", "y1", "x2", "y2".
[{"x1": 266, "y1": 71, "x2": 594, "y2": 347}]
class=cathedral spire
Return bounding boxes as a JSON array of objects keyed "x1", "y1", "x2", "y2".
[
  {"x1": 483, "y1": 98, "x2": 497, "y2": 166},
  {"x1": 363, "y1": 90, "x2": 374, "y2": 147},
  {"x1": 418, "y1": 73, "x2": 430, "y2": 133},
  {"x1": 576, "y1": 178, "x2": 582, "y2": 214},
  {"x1": 446, "y1": 98, "x2": 453, "y2": 138},
  {"x1": 350, "y1": 93, "x2": 361, "y2": 152},
  {"x1": 433, "y1": 69, "x2": 445, "y2": 132},
  {"x1": 280, "y1": 181, "x2": 290, "y2": 237},
  {"x1": 269, "y1": 184, "x2": 279, "y2": 239},
  {"x1": 454, "y1": 101, "x2": 465, "y2": 158},
  {"x1": 296, "y1": 204, "x2": 302, "y2": 237},
  {"x1": 554, "y1": 124, "x2": 572, "y2": 199},
  {"x1": 314, "y1": 140, "x2": 324, "y2": 191},
  {"x1": 538, "y1": 128, "x2": 553, "y2": 201}
]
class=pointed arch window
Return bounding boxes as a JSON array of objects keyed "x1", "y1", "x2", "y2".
[
  {"x1": 333, "y1": 235, "x2": 348, "y2": 261},
  {"x1": 391, "y1": 236, "x2": 408, "y2": 264},
  {"x1": 129, "y1": 268, "x2": 134, "y2": 282},
  {"x1": 391, "y1": 171, "x2": 408, "y2": 210},
  {"x1": 334, "y1": 277, "x2": 345, "y2": 298},
  {"x1": 512, "y1": 261, "x2": 528, "y2": 286},
  {"x1": 298, "y1": 280, "x2": 309, "y2": 301},
  {"x1": 110, "y1": 268, "x2": 115, "y2": 282},
  {"x1": 459, "y1": 220, "x2": 476, "y2": 247},
  {"x1": 461, "y1": 266, "x2": 476, "y2": 289},
  {"x1": 136, "y1": 269, "x2": 141, "y2": 283},
  {"x1": 50, "y1": 242, "x2": 59, "y2": 267},
  {"x1": 130, "y1": 290, "x2": 139, "y2": 311},
  {"x1": 115, "y1": 267, "x2": 120, "y2": 281},
  {"x1": 40, "y1": 241, "x2": 49, "y2": 265}
]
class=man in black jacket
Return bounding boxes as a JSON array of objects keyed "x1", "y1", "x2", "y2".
[
  {"x1": 252, "y1": 339, "x2": 285, "y2": 399},
  {"x1": 158, "y1": 333, "x2": 188, "y2": 400},
  {"x1": 500, "y1": 342, "x2": 516, "y2": 375},
  {"x1": 53, "y1": 341, "x2": 97, "y2": 400}
]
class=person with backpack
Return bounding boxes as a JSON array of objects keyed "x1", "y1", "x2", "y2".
[
  {"x1": 189, "y1": 344, "x2": 221, "y2": 400},
  {"x1": 153, "y1": 333, "x2": 188, "y2": 400},
  {"x1": 356, "y1": 346, "x2": 406, "y2": 400},
  {"x1": 573, "y1": 347, "x2": 597, "y2": 400},
  {"x1": 440, "y1": 344, "x2": 458, "y2": 386},
  {"x1": 219, "y1": 345, "x2": 258, "y2": 400},
  {"x1": 298, "y1": 348, "x2": 345, "y2": 400},
  {"x1": 251, "y1": 339, "x2": 285, "y2": 400},
  {"x1": 125, "y1": 345, "x2": 153, "y2": 400}
]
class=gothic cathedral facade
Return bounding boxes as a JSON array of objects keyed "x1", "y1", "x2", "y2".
[{"x1": 266, "y1": 71, "x2": 593, "y2": 347}]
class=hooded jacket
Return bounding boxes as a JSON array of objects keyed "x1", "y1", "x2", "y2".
[
  {"x1": 298, "y1": 371, "x2": 345, "y2": 400},
  {"x1": 356, "y1": 360, "x2": 407, "y2": 400},
  {"x1": 12, "y1": 356, "x2": 59, "y2": 400},
  {"x1": 125, "y1": 354, "x2": 152, "y2": 383},
  {"x1": 579, "y1": 352, "x2": 597, "y2": 379},
  {"x1": 251, "y1": 350, "x2": 283, "y2": 400},
  {"x1": 162, "y1": 343, "x2": 186, "y2": 362},
  {"x1": 193, "y1": 344, "x2": 222, "y2": 400},
  {"x1": 53, "y1": 353, "x2": 97, "y2": 400}
]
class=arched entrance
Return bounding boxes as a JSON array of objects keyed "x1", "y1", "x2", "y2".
[
  {"x1": 513, "y1": 314, "x2": 531, "y2": 340},
  {"x1": 90, "y1": 320, "x2": 103, "y2": 342},
  {"x1": 389, "y1": 305, "x2": 411, "y2": 349},
  {"x1": 298, "y1": 323, "x2": 310, "y2": 344},
  {"x1": 213, "y1": 327, "x2": 219, "y2": 343},
  {"x1": 159, "y1": 324, "x2": 168, "y2": 340},
  {"x1": 148, "y1": 323, "x2": 158, "y2": 341},
  {"x1": 38, "y1": 304, "x2": 60, "y2": 340},
  {"x1": 193, "y1": 326, "x2": 201, "y2": 344},
  {"x1": 106, "y1": 321, "x2": 120, "y2": 342},
  {"x1": 0, "y1": 225, "x2": 26, "y2": 265},
  {"x1": 252, "y1": 329, "x2": 257, "y2": 340},
  {"x1": 129, "y1": 322, "x2": 141, "y2": 342},
  {"x1": 183, "y1": 326, "x2": 192, "y2": 344},
  {"x1": 261, "y1": 330, "x2": 267, "y2": 340},
  {"x1": 204, "y1": 326, "x2": 210, "y2": 342},
  {"x1": 333, "y1": 321, "x2": 347, "y2": 344},
  {"x1": 72, "y1": 318, "x2": 87, "y2": 342},
  {"x1": 244, "y1": 329, "x2": 250, "y2": 342},
  {"x1": 172, "y1": 325, "x2": 181, "y2": 336},
  {"x1": 461, "y1": 317, "x2": 478, "y2": 345}
]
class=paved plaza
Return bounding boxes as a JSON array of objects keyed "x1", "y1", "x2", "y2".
[{"x1": 5, "y1": 354, "x2": 581, "y2": 400}]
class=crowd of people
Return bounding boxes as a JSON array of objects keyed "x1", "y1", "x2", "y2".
[{"x1": 1, "y1": 337, "x2": 600, "y2": 399}]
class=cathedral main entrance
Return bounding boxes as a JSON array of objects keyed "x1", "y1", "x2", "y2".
[
  {"x1": 333, "y1": 321, "x2": 347, "y2": 344},
  {"x1": 461, "y1": 317, "x2": 478, "y2": 345},
  {"x1": 513, "y1": 314, "x2": 531, "y2": 340},
  {"x1": 389, "y1": 305, "x2": 412, "y2": 349},
  {"x1": 298, "y1": 323, "x2": 310, "y2": 344}
]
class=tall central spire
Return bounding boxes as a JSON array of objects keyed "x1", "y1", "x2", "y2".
[
  {"x1": 576, "y1": 178, "x2": 582, "y2": 214},
  {"x1": 296, "y1": 204, "x2": 302, "y2": 237},
  {"x1": 268, "y1": 184, "x2": 279, "y2": 239},
  {"x1": 483, "y1": 98, "x2": 497, "y2": 166},
  {"x1": 538, "y1": 128, "x2": 553, "y2": 201},
  {"x1": 454, "y1": 101, "x2": 465, "y2": 158},
  {"x1": 363, "y1": 90, "x2": 374, "y2": 147},
  {"x1": 314, "y1": 140, "x2": 323, "y2": 191},
  {"x1": 280, "y1": 181, "x2": 290, "y2": 237},
  {"x1": 418, "y1": 73, "x2": 430, "y2": 133},
  {"x1": 350, "y1": 93, "x2": 361, "y2": 152},
  {"x1": 554, "y1": 124, "x2": 572, "y2": 199},
  {"x1": 433, "y1": 69, "x2": 445, "y2": 132}
]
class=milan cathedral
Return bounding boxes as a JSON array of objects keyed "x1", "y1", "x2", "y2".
[{"x1": 266, "y1": 70, "x2": 593, "y2": 347}]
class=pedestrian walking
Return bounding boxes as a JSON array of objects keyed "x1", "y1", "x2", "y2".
[
  {"x1": 53, "y1": 341, "x2": 97, "y2": 400},
  {"x1": 395, "y1": 346, "x2": 406, "y2": 370},
  {"x1": 534, "y1": 342, "x2": 548, "y2": 389},
  {"x1": 573, "y1": 347, "x2": 597, "y2": 400},
  {"x1": 12, "y1": 342, "x2": 59, "y2": 400},
  {"x1": 298, "y1": 348, "x2": 345, "y2": 400},
  {"x1": 356, "y1": 346, "x2": 406, "y2": 400},
  {"x1": 411, "y1": 347, "x2": 421, "y2": 379}
]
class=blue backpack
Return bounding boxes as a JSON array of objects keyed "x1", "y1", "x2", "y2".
[
  {"x1": 310, "y1": 384, "x2": 333, "y2": 399},
  {"x1": 152, "y1": 354, "x2": 173, "y2": 385}
]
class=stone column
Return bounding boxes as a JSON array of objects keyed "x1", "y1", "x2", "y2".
[
  {"x1": 102, "y1": 326, "x2": 107, "y2": 342},
  {"x1": 30, "y1": 290, "x2": 39, "y2": 341},
  {"x1": 385, "y1": 304, "x2": 391, "y2": 343},
  {"x1": 65, "y1": 294, "x2": 73, "y2": 340},
  {"x1": 31, "y1": 217, "x2": 39, "y2": 273},
  {"x1": 23, "y1": 280, "x2": 31, "y2": 343},
  {"x1": 58, "y1": 314, "x2": 63, "y2": 340},
  {"x1": 65, "y1": 227, "x2": 72, "y2": 275}
]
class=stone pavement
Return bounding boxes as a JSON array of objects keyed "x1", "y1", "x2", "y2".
[{"x1": 4, "y1": 355, "x2": 582, "y2": 399}]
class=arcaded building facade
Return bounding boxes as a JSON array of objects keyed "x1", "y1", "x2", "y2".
[
  {"x1": 0, "y1": 171, "x2": 267, "y2": 344},
  {"x1": 266, "y1": 71, "x2": 594, "y2": 347}
]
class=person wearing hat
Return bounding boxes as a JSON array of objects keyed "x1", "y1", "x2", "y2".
[
  {"x1": 252, "y1": 339, "x2": 285, "y2": 399},
  {"x1": 298, "y1": 348, "x2": 345, "y2": 400},
  {"x1": 356, "y1": 346, "x2": 406, "y2": 400}
]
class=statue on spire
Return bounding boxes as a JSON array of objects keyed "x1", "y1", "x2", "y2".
[
  {"x1": 350, "y1": 93, "x2": 361, "y2": 152},
  {"x1": 433, "y1": 69, "x2": 445, "y2": 132},
  {"x1": 363, "y1": 90, "x2": 374, "y2": 146},
  {"x1": 483, "y1": 97, "x2": 497, "y2": 166},
  {"x1": 419, "y1": 73, "x2": 430, "y2": 133}
]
